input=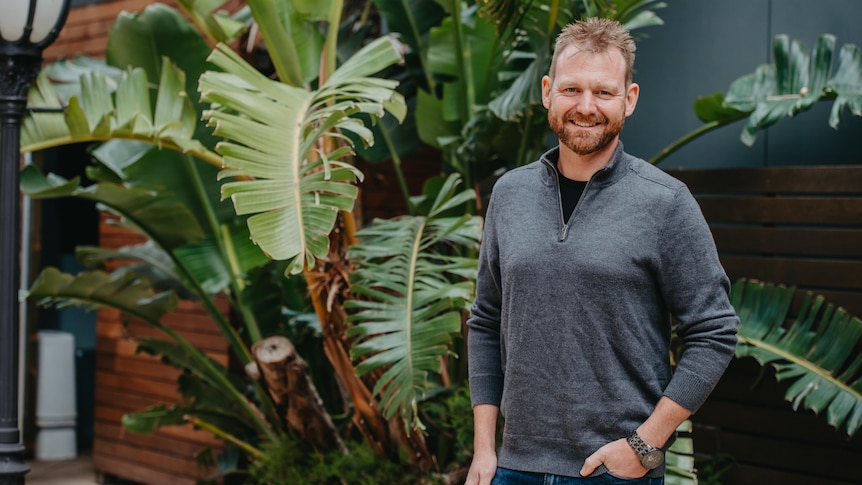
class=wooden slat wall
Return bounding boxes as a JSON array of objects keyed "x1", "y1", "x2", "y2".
[
  {"x1": 666, "y1": 165, "x2": 862, "y2": 484},
  {"x1": 669, "y1": 165, "x2": 862, "y2": 316},
  {"x1": 94, "y1": 213, "x2": 226, "y2": 485}
]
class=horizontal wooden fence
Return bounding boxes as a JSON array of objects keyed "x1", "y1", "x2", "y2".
[
  {"x1": 93, "y1": 213, "x2": 225, "y2": 485},
  {"x1": 665, "y1": 165, "x2": 862, "y2": 484}
]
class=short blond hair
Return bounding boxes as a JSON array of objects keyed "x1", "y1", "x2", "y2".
[{"x1": 549, "y1": 17, "x2": 636, "y2": 84}]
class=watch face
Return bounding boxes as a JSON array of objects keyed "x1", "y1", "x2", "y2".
[{"x1": 642, "y1": 450, "x2": 664, "y2": 469}]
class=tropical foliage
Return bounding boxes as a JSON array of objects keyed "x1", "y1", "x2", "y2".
[
  {"x1": 730, "y1": 279, "x2": 862, "y2": 437},
  {"x1": 26, "y1": 0, "x2": 844, "y2": 482},
  {"x1": 651, "y1": 33, "x2": 862, "y2": 164}
]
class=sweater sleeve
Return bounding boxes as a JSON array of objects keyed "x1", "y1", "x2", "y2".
[
  {"x1": 467, "y1": 193, "x2": 505, "y2": 408},
  {"x1": 657, "y1": 186, "x2": 739, "y2": 413}
]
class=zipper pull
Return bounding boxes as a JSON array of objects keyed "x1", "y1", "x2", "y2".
[{"x1": 560, "y1": 224, "x2": 569, "y2": 241}]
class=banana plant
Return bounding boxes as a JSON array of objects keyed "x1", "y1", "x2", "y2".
[
  {"x1": 651, "y1": 33, "x2": 862, "y2": 165},
  {"x1": 22, "y1": 57, "x2": 219, "y2": 167},
  {"x1": 345, "y1": 173, "x2": 481, "y2": 429},
  {"x1": 19, "y1": 0, "x2": 433, "y2": 476},
  {"x1": 730, "y1": 279, "x2": 862, "y2": 437},
  {"x1": 198, "y1": 36, "x2": 406, "y2": 274}
]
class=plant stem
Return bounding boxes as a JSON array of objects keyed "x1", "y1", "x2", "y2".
[
  {"x1": 191, "y1": 417, "x2": 265, "y2": 459},
  {"x1": 325, "y1": 0, "x2": 344, "y2": 80},
  {"x1": 451, "y1": 0, "x2": 472, "y2": 124},
  {"x1": 184, "y1": 155, "x2": 263, "y2": 343},
  {"x1": 399, "y1": 0, "x2": 436, "y2": 92},
  {"x1": 22, "y1": 136, "x2": 224, "y2": 170},
  {"x1": 246, "y1": 0, "x2": 304, "y2": 87},
  {"x1": 379, "y1": 124, "x2": 414, "y2": 216},
  {"x1": 648, "y1": 113, "x2": 748, "y2": 165}
]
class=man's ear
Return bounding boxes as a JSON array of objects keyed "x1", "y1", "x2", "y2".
[
  {"x1": 541, "y1": 75, "x2": 552, "y2": 109},
  {"x1": 625, "y1": 82, "x2": 640, "y2": 117}
]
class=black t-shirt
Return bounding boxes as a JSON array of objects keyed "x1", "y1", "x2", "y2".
[{"x1": 559, "y1": 175, "x2": 587, "y2": 221}]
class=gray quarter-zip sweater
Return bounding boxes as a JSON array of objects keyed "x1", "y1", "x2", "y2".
[{"x1": 467, "y1": 143, "x2": 738, "y2": 478}]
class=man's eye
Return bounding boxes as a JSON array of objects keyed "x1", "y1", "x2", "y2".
[
  {"x1": 565, "y1": 87, "x2": 578, "y2": 93},
  {"x1": 599, "y1": 91, "x2": 611, "y2": 96}
]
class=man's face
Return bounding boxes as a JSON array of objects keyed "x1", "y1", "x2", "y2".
[{"x1": 541, "y1": 47, "x2": 639, "y2": 157}]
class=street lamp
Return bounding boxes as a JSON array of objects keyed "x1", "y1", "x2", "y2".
[{"x1": 0, "y1": 1, "x2": 70, "y2": 483}]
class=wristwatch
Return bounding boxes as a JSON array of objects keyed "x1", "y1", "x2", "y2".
[{"x1": 627, "y1": 430, "x2": 664, "y2": 469}]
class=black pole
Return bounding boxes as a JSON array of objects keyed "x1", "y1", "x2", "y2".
[
  {"x1": 0, "y1": 50, "x2": 43, "y2": 485},
  {"x1": 0, "y1": 2, "x2": 70, "y2": 482}
]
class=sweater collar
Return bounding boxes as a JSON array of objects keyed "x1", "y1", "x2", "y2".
[{"x1": 539, "y1": 141, "x2": 630, "y2": 188}]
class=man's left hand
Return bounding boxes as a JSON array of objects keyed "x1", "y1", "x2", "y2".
[{"x1": 580, "y1": 438, "x2": 648, "y2": 478}]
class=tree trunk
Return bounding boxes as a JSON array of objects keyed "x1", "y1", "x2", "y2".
[{"x1": 251, "y1": 335, "x2": 347, "y2": 454}]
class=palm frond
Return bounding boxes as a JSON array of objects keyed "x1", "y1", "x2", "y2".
[
  {"x1": 344, "y1": 174, "x2": 481, "y2": 430},
  {"x1": 21, "y1": 57, "x2": 219, "y2": 167},
  {"x1": 731, "y1": 279, "x2": 862, "y2": 436},
  {"x1": 199, "y1": 36, "x2": 405, "y2": 274}
]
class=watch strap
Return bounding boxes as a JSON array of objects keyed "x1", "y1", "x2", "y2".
[{"x1": 627, "y1": 430, "x2": 664, "y2": 468}]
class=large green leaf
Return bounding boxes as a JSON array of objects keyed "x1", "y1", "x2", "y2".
[
  {"x1": 25, "y1": 267, "x2": 176, "y2": 322},
  {"x1": 345, "y1": 174, "x2": 481, "y2": 429},
  {"x1": 489, "y1": 48, "x2": 548, "y2": 121},
  {"x1": 20, "y1": 57, "x2": 219, "y2": 168},
  {"x1": 827, "y1": 43, "x2": 862, "y2": 128},
  {"x1": 245, "y1": 0, "x2": 304, "y2": 87},
  {"x1": 426, "y1": 7, "x2": 500, "y2": 118},
  {"x1": 652, "y1": 34, "x2": 862, "y2": 164},
  {"x1": 199, "y1": 36, "x2": 405, "y2": 274},
  {"x1": 724, "y1": 34, "x2": 849, "y2": 145},
  {"x1": 731, "y1": 279, "x2": 862, "y2": 436},
  {"x1": 174, "y1": 224, "x2": 272, "y2": 296},
  {"x1": 20, "y1": 164, "x2": 205, "y2": 252},
  {"x1": 106, "y1": 3, "x2": 220, "y2": 149},
  {"x1": 89, "y1": 141, "x2": 237, "y2": 228},
  {"x1": 75, "y1": 241, "x2": 194, "y2": 299}
]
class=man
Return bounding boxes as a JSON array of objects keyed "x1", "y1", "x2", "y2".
[{"x1": 465, "y1": 17, "x2": 739, "y2": 485}]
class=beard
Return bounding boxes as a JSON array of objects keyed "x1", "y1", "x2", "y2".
[{"x1": 549, "y1": 110, "x2": 625, "y2": 156}]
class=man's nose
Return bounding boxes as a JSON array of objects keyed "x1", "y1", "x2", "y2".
[{"x1": 575, "y1": 92, "x2": 597, "y2": 114}]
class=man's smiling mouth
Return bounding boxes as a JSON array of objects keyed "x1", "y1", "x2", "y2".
[{"x1": 571, "y1": 120, "x2": 600, "y2": 127}]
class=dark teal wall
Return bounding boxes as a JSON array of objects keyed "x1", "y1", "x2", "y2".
[{"x1": 623, "y1": 0, "x2": 862, "y2": 169}]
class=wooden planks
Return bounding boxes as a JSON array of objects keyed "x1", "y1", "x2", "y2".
[
  {"x1": 666, "y1": 165, "x2": 862, "y2": 484},
  {"x1": 667, "y1": 165, "x2": 862, "y2": 316},
  {"x1": 93, "y1": 212, "x2": 226, "y2": 484},
  {"x1": 692, "y1": 358, "x2": 862, "y2": 484},
  {"x1": 670, "y1": 166, "x2": 862, "y2": 194}
]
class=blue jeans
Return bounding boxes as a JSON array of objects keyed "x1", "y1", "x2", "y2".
[{"x1": 490, "y1": 467, "x2": 664, "y2": 485}]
